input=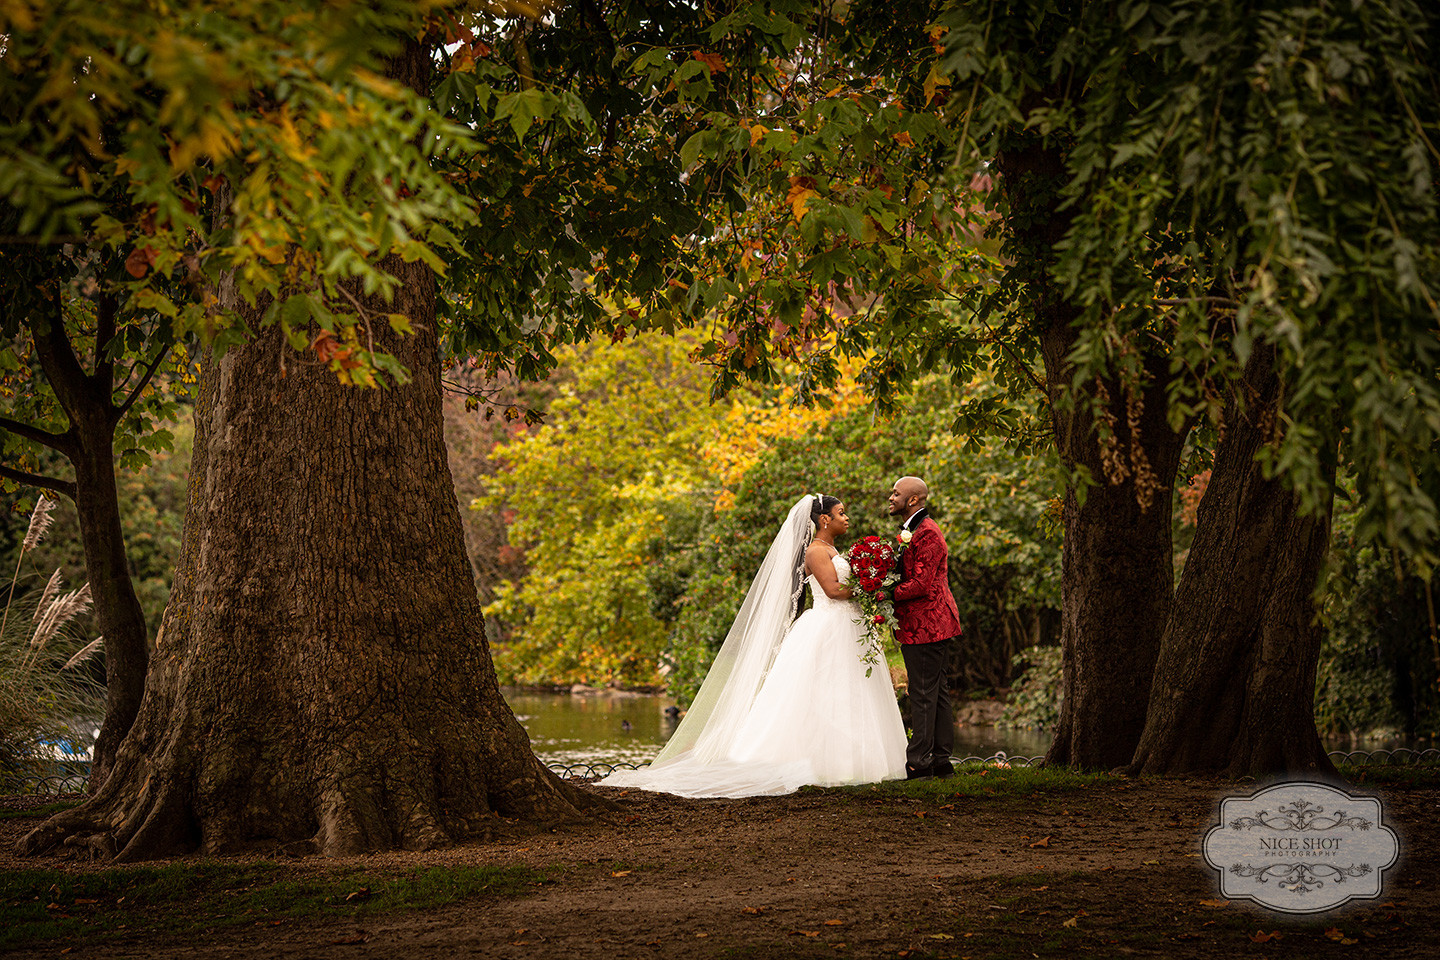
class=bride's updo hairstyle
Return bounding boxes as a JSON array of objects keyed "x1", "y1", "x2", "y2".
[{"x1": 809, "y1": 494, "x2": 842, "y2": 534}]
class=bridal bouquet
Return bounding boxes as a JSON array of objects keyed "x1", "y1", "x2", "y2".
[{"x1": 845, "y1": 536, "x2": 902, "y2": 675}]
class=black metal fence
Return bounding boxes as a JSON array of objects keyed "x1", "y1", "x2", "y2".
[{"x1": 5, "y1": 749, "x2": 1436, "y2": 795}]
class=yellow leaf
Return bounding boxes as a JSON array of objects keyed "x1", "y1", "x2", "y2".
[
  {"x1": 786, "y1": 186, "x2": 819, "y2": 221},
  {"x1": 749, "y1": 123, "x2": 768, "y2": 147},
  {"x1": 611, "y1": 870, "x2": 631, "y2": 877},
  {"x1": 893, "y1": 131, "x2": 916, "y2": 148},
  {"x1": 923, "y1": 63, "x2": 951, "y2": 105},
  {"x1": 1062, "y1": 917, "x2": 1078, "y2": 928}
]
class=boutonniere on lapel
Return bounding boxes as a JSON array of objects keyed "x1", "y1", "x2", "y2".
[{"x1": 898, "y1": 528, "x2": 913, "y2": 546}]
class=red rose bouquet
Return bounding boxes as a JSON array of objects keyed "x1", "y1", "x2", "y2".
[{"x1": 845, "y1": 535, "x2": 903, "y2": 674}]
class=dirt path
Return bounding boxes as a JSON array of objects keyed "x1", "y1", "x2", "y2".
[{"x1": 3, "y1": 776, "x2": 1438, "y2": 959}]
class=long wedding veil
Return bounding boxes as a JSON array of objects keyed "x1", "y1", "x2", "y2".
[{"x1": 650, "y1": 496, "x2": 815, "y2": 765}]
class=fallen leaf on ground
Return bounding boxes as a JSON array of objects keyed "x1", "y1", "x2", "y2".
[
  {"x1": 611, "y1": 870, "x2": 632, "y2": 877},
  {"x1": 1032, "y1": 885, "x2": 1049, "y2": 891},
  {"x1": 1325, "y1": 927, "x2": 1358, "y2": 944},
  {"x1": 824, "y1": 919, "x2": 844, "y2": 926},
  {"x1": 1198, "y1": 899, "x2": 1229, "y2": 908},
  {"x1": 1063, "y1": 918, "x2": 1079, "y2": 928},
  {"x1": 1251, "y1": 930, "x2": 1283, "y2": 943},
  {"x1": 741, "y1": 907, "x2": 767, "y2": 915},
  {"x1": 344, "y1": 888, "x2": 370, "y2": 902},
  {"x1": 1030, "y1": 836, "x2": 1051, "y2": 848},
  {"x1": 928, "y1": 933, "x2": 954, "y2": 940},
  {"x1": 792, "y1": 930, "x2": 820, "y2": 937},
  {"x1": 695, "y1": 932, "x2": 708, "y2": 938}
]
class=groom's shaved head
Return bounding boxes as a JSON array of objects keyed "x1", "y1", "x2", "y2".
[{"x1": 895, "y1": 476, "x2": 928, "y2": 504}]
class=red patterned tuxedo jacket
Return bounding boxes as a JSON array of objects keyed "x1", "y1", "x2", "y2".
[{"x1": 891, "y1": 514, "x2": 962, "y2": 645}]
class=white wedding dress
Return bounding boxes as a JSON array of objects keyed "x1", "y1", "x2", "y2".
[{"x1": 600, "y1": 550, "x2": 907, "y2": 798}]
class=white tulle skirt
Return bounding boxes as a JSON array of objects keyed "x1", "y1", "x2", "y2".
[{"x1": 600, "y1": 598, "x2": 907, "y2": 798}]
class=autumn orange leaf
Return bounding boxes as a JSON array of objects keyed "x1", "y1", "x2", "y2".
[
  {"x1": 1029, "y1": 835, "x2": 1051, "y2": 848},
  {"x1": 1250, "y1": 930, "x2": 1283, "y2": 943},
  {"x1": 311, "y1": 329, "x2": 341, "y2": 362},
  {"x1": 693, "y1": 50, "x2": 727, "y2": 73},
  {"x1": 893, "y1": 131, "x2": 916, "y2": 148},
  {"x1": 124, "y1": 245, "x2": 158, "y2": 278},
  {"x1": 1197, "y1": 899, "x2": 1229, "y2": 908},
  {"x1": 611, "y1": 870, "x2": 632, "y2": 877}
]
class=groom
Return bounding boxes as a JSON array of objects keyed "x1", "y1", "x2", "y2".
[{"x1": 888, "y1": 476, "x2": 962, "y2": 779}]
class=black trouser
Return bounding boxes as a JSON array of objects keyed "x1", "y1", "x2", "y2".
[{"x1": 900, "y1": 637, "x2": 955, "y2": 771}]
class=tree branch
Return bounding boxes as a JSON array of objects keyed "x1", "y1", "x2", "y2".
[
  {"x1": 94, "y1": 293, "x2": 118, "y2": 384},
  {"x1": 0, "y1": 463, "x2": 76, "y2": 500},
  {"x1": 0, "y1": 415, "x2": 76, "y2": 457},
  {"x1": 27, "y1": 303, "x2": 91, "y2": 416},
  {"x1": 113, "y1": 344, "x2": 172, "y2": 423}
]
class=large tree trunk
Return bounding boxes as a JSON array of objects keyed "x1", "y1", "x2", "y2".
[
  {"x1": 1130, "y1": 344, "x2": 1337, "y2": 777},
  {"x1": 19, "y1": 280, "x2": 602, "y2": 862},
  {"x1": 18, "y1": 39, "x2": 603, "y2": 863},
  {"x1": 996, "y1": 131, "x2": 1189, "y2": 769},
  {"x1": 1041, "y1": 351, "x2": 1189, "y2": 769}
]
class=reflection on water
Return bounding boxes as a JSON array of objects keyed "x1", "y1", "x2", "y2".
[
  {"x1": 502, "y1": 690, "x2": 1433, "y2": 768},
  {"x1": 504, "y1": 690, "x2": 680, "y2": 767},
  {"x1": 502, "y1": 689, "x2": 1054, "y2": 767}
]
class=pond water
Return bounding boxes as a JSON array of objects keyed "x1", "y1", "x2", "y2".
[
  {"x1": 504, "y1": 690, "x2": 1436, "y2": 770},
  {"x1": 504, "y1": 689, "x2": 1053, "y2": 769}
]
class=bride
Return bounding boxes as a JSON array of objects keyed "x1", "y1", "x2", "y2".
[{"x1": 600, "y1": 495, "x2": 907, "y2": 797}]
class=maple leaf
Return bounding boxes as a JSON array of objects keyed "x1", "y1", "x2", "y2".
[
  {"x1": 750, "y1": 124, "x2": 768, "y2": 147},
  {"x1": 786, "y1": 176, "x2": 820, "y2": 221},
  {"x1": 311, "y1": 329, "x2": 342, "y2": 363},
  {"x1": 693, "y1": 50, "x2": 727, "y2": 73},
  {"x1": 893, "y1": 131, "x2": 916, "y2": 148},
  {"x1": 124, "y1": 245, "x2": 158, "y2": 278}
]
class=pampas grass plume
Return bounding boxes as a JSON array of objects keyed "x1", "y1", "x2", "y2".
[
  {"x1": 22, "y1": 495, "x2": 56, "y2": 551},
  {"x1": 32, "y1": 569, "x2": 62, "y2": 623},
  {"x1": 62, "y1": 636, "x2": 104, "y2": 670},
  {"x1": 30, "y1": 583, "x2": 92, "y2": 654}
]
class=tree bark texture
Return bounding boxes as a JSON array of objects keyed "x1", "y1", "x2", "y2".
[
  {"x1": 1130, "y1": 344, "x2": 1337, "y2": 778},
  {"x1": 1041, "y1": 347, "x2": 1189, "y2": 770},
  {"x1": 996, "y1": 132, "x2": 1190, "y2": 770},
  {"x1": 18, "y1": 39, "x2": 605, "y2": 862},
  {"x1": 20, "y1": 279, "x2": 603, "y2": 861}
]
